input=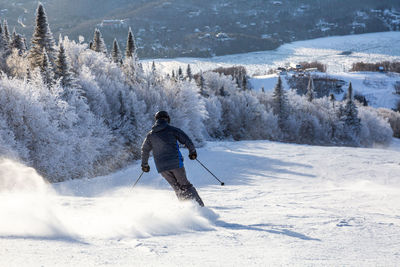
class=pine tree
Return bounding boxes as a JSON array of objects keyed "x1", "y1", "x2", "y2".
[
  {"x1": 91, "y1": 28, "x2": 107, "y2": 54},
  {"x1": 199, "y1": 72, "x2": 208, "y2": 97},
  {"x1": 0, "y1": 21, "x2": 10, "y2": 54},
  {"x1": 151, "y1": 61, "x2": 156, "y2": 73},
  {"x1": 186, "y1": 64, "x2": 192, "y2": 81},
  {"x1": 329, "y1": 93, "x2": 336, "y2": 109},
  {"x1": 111, "y1": 38, "x2": 121, "y2": 64},
  {"x1": 28, "y1": 3, "x2": 56, "y2": 69},
  {"x1": 341, "y1": 82, "x2": 361, "y2": 143},
  {"x1": 242, "y1": 75, "x2": 247, "y2": 90},
  {"x1": 178, "y1": 66, "x2": 183, "y2": 80},
  {"x1": 40, "y1": 48, "x2": 54, "y2": 88},
  {"x1": 3, "y1": 20, "x2": 10, "y2": 45},
  {"x1": 11, "y1": 29, "x2": 25, "y2": 54},
  {"x1": 125, "y1": 27, "x2": 136, "y2": 58},
  {"x1": 0, "y1": 22, "x2": 5, "y2": 51},
  {"x1": 272, "y1": 76, "x2": 288, "y2": 130},
  {"x1": 306, "y1": 76, "x2": 315, "y2": 102},
  {"x1": 55, "y1": 43, "x2": 74, "y2": 87}
]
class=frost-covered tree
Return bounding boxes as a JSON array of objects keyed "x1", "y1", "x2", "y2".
[
  {"x1": 111, "y1": 38, "x2": 121, "y2": 64},
  {"x1": 2, "y1": 20, "x2": 10, "y2": 45},
  {"x1": 28, "y1": 3, "x2": 56, "y2": 69},
  {"x1": 198, "y1": 72, "x2": 207, "y2": 96},
  {"x1": 272, "y1": 76, "x2": 289, "y2": 130},
  {"x1": 91, "y1": 28, "x2": 107, "y2": 54},
  {"x1": 11, "y1": 30, "x2": 25, "y2": 55},
  {"x1": 55, "y1": 42, "x2": 74, "y2": 88},
  {"x1": 125, "y1": 27, "x2": 136, "y2": 59},
  {"x1": 306, "y1": 76, "x2": 315, "y2": 102},
  {"x1": 40, "y1": 48, "x2": 54, "y2": 88},
  {"x1": 341, "y1": 82, "x2": 361, "y2": 144},
  {"x1": 6, "y1": 48, "x2": 30, "y2": 79},
  {"x1": 0, "y1": 21, "x2": 10, "y2": 57},
  {"x1": 178, "y1": 66, "x2": 183, "y2": 80},
  {"x1": 186, "y1": 64, "x2": 192, "y2": 81}
]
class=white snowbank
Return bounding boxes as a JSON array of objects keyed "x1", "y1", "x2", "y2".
[{"x1": 0, "y1": 159, "x2": 217, "y2": 241}]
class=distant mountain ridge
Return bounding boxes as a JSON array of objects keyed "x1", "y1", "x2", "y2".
[{"x1": 1, "y1": 0, "x2": 399, "y2": 58}]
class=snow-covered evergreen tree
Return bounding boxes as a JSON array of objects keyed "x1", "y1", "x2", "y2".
[
  {"x1": 186, "y1": 64, "x2": 192, "y2": 81},
  {"x1": 2, "y1": 20, "x2": 10, "y2": 46},
  {"x1": 125, "y1": 27, "x2": 136, "y2": 59},
  {"x1": 28, "y1": 3, "x2": 56, "y2": 69},
  {"x1": 306, "y1": 76, "x2": 315, "y2": 102},
  {"x1": 91, "y1": 28, "x2": 107, "y2": 54},
  {"x1": 0, "y1": 21, "x2": 11, "y2": 59},
  {"x1": 11, "y1": 30, "x2": 25, "y2": 55},
  {"x1": 39, "y1": 48, "x2": 54, "y2": 88},
  {"x1": 55, "y1": 42, "x2": 74, "y2": 88},
  {"x1": 272, "y1": 76, "x2": 289, "y2": 131},
  {"x1": 111, "y1": 38, "x2": 121, "y2": 64},
  {"x1": 341, "y1": 82, "x2": 361, "y2": 144},
  {"x1": 178, "y1": 66, "x2": 183, "y2": 80}
]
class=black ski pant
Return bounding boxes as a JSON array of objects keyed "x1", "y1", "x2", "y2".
[{"x1": 160, "y1": 167, "x2": 204, "y2": 207}]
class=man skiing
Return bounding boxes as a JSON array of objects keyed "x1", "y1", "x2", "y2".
[{"x1": 141, "y1": 111, "x2": 204, "y2": 207}]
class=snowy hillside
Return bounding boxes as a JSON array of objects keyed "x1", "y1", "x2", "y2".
[
  {"x1": 1, "y1": 140, "x2": 400, "y2": 266},
  {"x1": 143, "y1": 31, "x2": 400, "y2": 75}
]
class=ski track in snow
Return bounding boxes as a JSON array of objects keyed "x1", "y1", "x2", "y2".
[{"x1": 1, "y1": 139, "x2": 400, "y2": 266}]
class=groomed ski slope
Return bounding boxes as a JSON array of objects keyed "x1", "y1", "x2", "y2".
[{"x1": 1, "y1": 140, "x2": 400, "y2": 266}]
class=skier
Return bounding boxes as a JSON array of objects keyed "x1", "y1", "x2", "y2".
[{"x1": 141, "y1": 111, "x2": 204, "y2": 207}]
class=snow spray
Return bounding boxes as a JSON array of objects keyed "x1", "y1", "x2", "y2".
[{"x1": 0, "y1": 159, "x2": 217, "y2": 241}]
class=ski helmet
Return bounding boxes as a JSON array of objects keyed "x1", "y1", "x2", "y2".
[{"x1": 155, "y1": 110, "x2": 170, "y2": 123}]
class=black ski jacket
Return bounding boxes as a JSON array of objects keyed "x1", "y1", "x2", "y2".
[{"x1": 141, "y1": 119, "x2": 196, "y2": 173}]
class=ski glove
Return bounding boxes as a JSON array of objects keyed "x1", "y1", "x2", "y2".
[
  {"x1": 189, "y1": 151, "x2": 197, "y2": 160},
  {"x1": 142, "y1": 163, "x2": 150, "y2": 172}
]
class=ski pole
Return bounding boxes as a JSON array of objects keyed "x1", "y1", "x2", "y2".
[
  {"x1": 196, "y1": 158, "x2": 225, "y2": 186},
  {"x1": 132, "y1": 171, "x2": 145, "y2": 189}
]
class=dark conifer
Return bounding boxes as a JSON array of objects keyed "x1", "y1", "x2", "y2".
[
  {"x1": 40, "y1": 48, "x2": 54, "y2": 88},
  {"x1": 306, "y1": 76, "x2": 315, "y2": 102},
  {"x1": 3, "y1": 20, "x2": 10, "y2": 44},
  {"x1": 91, "y1": 28, "x2": 107, "y2": 54},
  {"x1": 125, "y1": 27, "x2": 136, "y2": 58},
  {"x1": 111, "y1": 38, "x2": 121, "y2": 64},
  {"x1": 186, "y1": 64, "x2": 192, "y2": 81},
  {"x1": 272, "y1": 76, "x2": 288, "y2": 130},
  {"x1": 55, "y1": 43, "x2": 74, "y2": 87},
  {"x1": 178, "y1": 66, "x2": 183, "y2": 80},
  {"x1": 28, "y1": 3, "x2": 56, "y2": 69},
  {"x1": 11, "y1": 29, "x2": 25, "y2": 54}
]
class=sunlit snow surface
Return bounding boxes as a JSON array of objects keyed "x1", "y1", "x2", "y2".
[
  {"x1": 1, "y1": 139, "x2": 400, "y2": 266},
  {"x1": 142, "y1": 32, "x2": 400, "y2": 75}
]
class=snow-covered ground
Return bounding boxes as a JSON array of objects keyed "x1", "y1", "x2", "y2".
[
  {"x1": 1, "y1": 139, "x2": 400, "y2": 266},
  {"x1": 142, "y1": 32, "x2": 400, "y2": 75}
]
